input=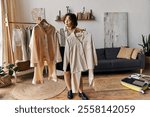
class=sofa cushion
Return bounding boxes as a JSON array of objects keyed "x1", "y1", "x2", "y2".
[
  {"x1": 117, "y1": 47, "x2": 134, "y2": 59},
  {"x1": 96, "y1": 49, "x2": 105, "y2": 60},
  {"x1": 105, "y1": 47, "x2": 120, "y2": 60},
  {"x1": 111, "y1": 59, "x2": 140, "y2": 68},
  {"x1": 96, "y1": 60, "x2": 112, "y2": 69},
  {"x1": 131, "y1": 48, "x2": 141, "y2": 59}
]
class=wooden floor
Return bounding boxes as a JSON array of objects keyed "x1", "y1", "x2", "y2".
[
  {"x1": 0, "y1": 65, "x2": 149, "y2": 100},
  {"x1": 50, "y1": 65, "x2": 150, "y2": 100}
]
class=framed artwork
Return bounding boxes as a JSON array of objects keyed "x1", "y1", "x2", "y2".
[
  {"x1": 104, "y1": 12, "x2": 128, "y2": 48},
  {"x1": 31, "y1": 8, "x2": 45, "y2": 22}
]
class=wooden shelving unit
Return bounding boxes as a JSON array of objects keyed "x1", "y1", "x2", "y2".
[{"x1": 55, "y1": 19, "x2": 95, "y2": 22}]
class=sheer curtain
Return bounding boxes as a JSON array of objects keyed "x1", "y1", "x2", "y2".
[
  {"x1": 0, "y1": 1, "x2": 2, "y2": 66},
  {"x1": 1, "y1": 0, "x2": 17, "y2": 65}
]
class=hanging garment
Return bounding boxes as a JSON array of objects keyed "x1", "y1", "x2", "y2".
[
  {"x1": 29, "y1": 22, "x2": 62, "y2": 84},
  {"x1": 56, "y1": 27, "x2": 74, "y2": 71},
  {"x1": 58, "y1": 27, "x2": 73, "y2": 47},
  {"x1": 63, "y1": 31, "x2": 97, "y2": 93},
  {"x1": 63, "y1": 32, "x2": 88, "y2": 73},
  {"x1": 79, "y1": 31, "x2": 98, "y2": 85},
  {"x1": 12, "y1": 28, "x2": 28, "y2": 61},
  {"x1": 25, "y1": 29, "x2": 32, "y2": 60},
  {"x1": 63, "y1": 31, "x2": 97, "y2": 73},
  {"x1": 58, "y1": 28, "x2": 66, "y2": 47}
]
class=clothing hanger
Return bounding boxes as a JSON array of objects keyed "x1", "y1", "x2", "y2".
[
  {"x1": 15, "y1": 24, "x2": 20, "y2": 29},
  {"x1": 41, "y1": 19, "x2": 49, "y2": 25},
  {"x1": 27, "y1": 25, "x2": 33, "y2": 30},
  {"x1": 37, "y1": 17, "x2": 49, "y2": 25},
  {"x1": 75, "y1": 28, "x2": 86, "y2": 33},
  {"x1": 21, "y1": 24, "x2": 25, "y2": 29}
]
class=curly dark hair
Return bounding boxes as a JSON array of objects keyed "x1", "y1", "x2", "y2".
[{"x1": 63, "y1": 13, "x2": 78, "y2": 28}]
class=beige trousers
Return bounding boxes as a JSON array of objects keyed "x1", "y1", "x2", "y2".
[{"x1": 32, "y1": 61, "x2": 57, "y2": 84}]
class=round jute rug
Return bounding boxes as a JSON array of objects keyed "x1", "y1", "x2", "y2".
[{"x1": 11, "y1": 78, "x2": 66, "y2": 100}]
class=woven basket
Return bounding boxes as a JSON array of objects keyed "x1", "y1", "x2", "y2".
[{"x1": 0, "y1": 75, "x2": 12, "y2": 88}]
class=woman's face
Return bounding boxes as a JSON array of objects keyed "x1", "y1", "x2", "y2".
[{"x1": 64, "y1": 16, "x2": 73, "y2": 29}]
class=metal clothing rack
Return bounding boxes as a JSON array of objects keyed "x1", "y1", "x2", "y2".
[
  {"x1": 9, "y1": 21, "x2": 36, "y2": 25},
  {"x1": 8, "y1": 21, "x2": 36, "y2": 29}
]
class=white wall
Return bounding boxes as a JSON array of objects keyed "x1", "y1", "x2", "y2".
[{"x1": 14, "y1": 0, "x2": 150, "y2": 48}]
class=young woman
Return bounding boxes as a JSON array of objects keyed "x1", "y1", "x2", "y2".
[{"x1": 57, "y1": 13, "x2": 88, "y2": 100}]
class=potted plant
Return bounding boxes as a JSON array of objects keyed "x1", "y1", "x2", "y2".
[
  {"x1": 0, "y1": 64, "x2": 18, "y2": 88},
  {"x1": 139, "y1": 34, "x2": 150, "y2": 64},
  {"x1": 139, "y1": 34, "x2": 150, "y2": 56}
]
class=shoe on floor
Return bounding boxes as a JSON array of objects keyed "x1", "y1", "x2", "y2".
[
  {"x1": 78, "y1": 92, "x2": 89, "y2": 100},
  {"x1": 67, "y1": 90, "x2": 73, "y2": 99}
]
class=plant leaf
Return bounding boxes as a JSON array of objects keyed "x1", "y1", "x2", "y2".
[
  {"x1": 9, "y1": 70, "x2": 13, "y2": 75},
  {"x1": 13, "y1": 67, "x2": 18, "y2": 72}
]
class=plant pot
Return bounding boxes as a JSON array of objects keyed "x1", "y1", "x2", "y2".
[
  {"x1": 145, "y1": 52, "x2": 150, "y2": 56},
  {"x1": 145, "y1": 56, "x2": 150, "y2": 64},
  {"x1": 0, "y1": 75, "x2": 12, "y2": 88},
  {"x1": 145, "y1": 56, "x2": 150, "y2": 69}
]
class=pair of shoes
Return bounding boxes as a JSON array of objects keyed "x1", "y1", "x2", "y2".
[
  {"x1": 78, "y1": 92, "x2": 89, "y2": 100},
  {"x1": 67, "y1": 90, "x2": 73, "y2": 99}
]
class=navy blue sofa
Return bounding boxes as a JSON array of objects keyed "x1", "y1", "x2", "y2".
[{"x1": 94, "y1": 47, "x2": 145, "y2": 73}]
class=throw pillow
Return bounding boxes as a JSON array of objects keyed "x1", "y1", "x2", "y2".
[
  {"x1": 131, "y1": 48, "x2": 141, "y2": 59},
  {"x1": 117, "y1": 47, "x2": 134, "y2": 59}
]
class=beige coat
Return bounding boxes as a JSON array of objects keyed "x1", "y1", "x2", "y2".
[
  {"x1": 29, "y1": 23, "x2": 62, "y2": 67},
  {"x1": 63, "y1": 31, "x2": 97, "y2": 72},
  {"x1": 29, "y1": 23, "x2": 62, "y2": 84},
  {"x1": 63, "y1": 31, "x2": 97, "y2": 92}
]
